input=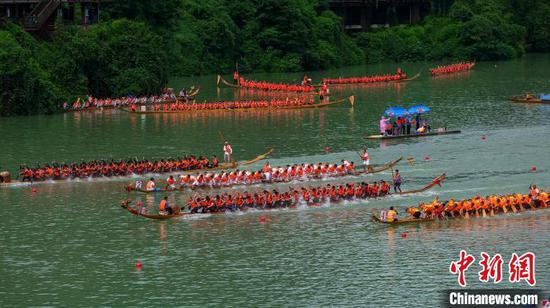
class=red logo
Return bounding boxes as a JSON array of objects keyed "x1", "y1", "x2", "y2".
[
  {"x1": 450, "y1": 251, "x2": 536, "y2": 287},
  {"x1": 508, "y1": 252, "x2": 536, "y2": 286},
  {"x1": 450, "y1": 250, "x2": 476, "y2": 287},
  {"x1": 478, "y1": 252, "x2": 503, "y2": 284}
]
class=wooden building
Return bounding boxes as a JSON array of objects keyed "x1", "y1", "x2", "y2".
[{"x1": 0, "y1": 0, "x2": 102, "y2": 37}]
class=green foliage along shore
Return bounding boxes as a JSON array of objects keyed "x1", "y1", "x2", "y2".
[{"x1": 1, "y1": 0, "x2": 549, "y2": 116}]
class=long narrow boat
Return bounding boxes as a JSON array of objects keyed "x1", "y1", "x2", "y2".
[
  {"x1": 430, "y1": 63, "x2": 475, "y2": 76},
  {"x1": 122, "y1": 96, "x2": 354, "y2": 114},
  {"x1": 121, "y1": 201, "x2": 189, "y2": 220},
  {"x1": 507, "y1": 95, "x2": 550, "y2": 105},
  {"x1": 366, "y1": 129, "x2": 461, "y2": 140},
  {"x1": 0, "y1": 149, "x2": 273, "y2": 188},
  {"x1": 371, "y1": 213, "x2": 437, "y2": 225},
  {"x1": 324, "y1": 72, "x2": 420, "y2": 85},
  {"x1": 121, "y1": 172, "x2": 444, "y2": 220},
  {"x1": 372, "y1": 199, "x2": 549, "y2": 225},
  {"x1": 277, "y1": 96, "x2": 354, "y2": 109},
  {"x1": 216, "y1": 75, "x2": 318, "y2": 95},
  {"x1": 128, "y1": 156, "x2": 403, "y2": 193},
  {"x1": 396, "y1": 173, "x2": 446, "y2": 195},
  {"x1": 64, "y1": 87, "x2": 201, "y2": 113}
]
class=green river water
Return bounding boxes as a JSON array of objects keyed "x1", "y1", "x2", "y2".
[{"x1": 1, "y1": 54, "x2": 549, "y2": 307}]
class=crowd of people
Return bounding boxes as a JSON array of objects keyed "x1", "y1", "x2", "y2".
[
  {"x1": 129, "y1": 98, "x2": 313, "y2": 112},
  {"x1": 62, "y1": 88, "x2": 197, "y2": 111},
  {"x1": 233, "y1": 72, "x2": 315, "y2": 92},
  {"x1": 388, "y1": 185, "x2": 549, "y2": 222},
  {"x1": 132, "y1": 160, "x2": 361, "y2": 191},
  {"x1": 430, "y1": 62, "x2": 474, "y2": 76},
  {"x1": 18, "y1": 155, "x2": 221, "y2": 181},
  {"x1": 379, "y1": 114, "x2": 430, "y2": 136},
  {"x1": 322, "y1": 69, "x2": 408, "y2": 84},
  {"x1": 182, "y1": 180, "x2": 393, "y2": 213}
]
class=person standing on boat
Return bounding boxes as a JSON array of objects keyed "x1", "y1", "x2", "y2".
[
  {"x1": 379, "y1": 116, "x2": 387, "y2": 135},
  {"x1": 360, "y1": 148, "x2": 370, "y2": 172},
  {"x1": 393, "y1": 170, "x2": 402, "y2": 193},
  {"x1": 405, "y1": 115, "x2": 412, "y2": 135},
  {"x1": 319, "y1": 82, "x2": 328, "y2": 101},
  {"x1": 223, "y1": 142, "x2": 233, "y2": 163},
  {"x1": 233, "y1": 71, "x2": 239, "y2": 85}
]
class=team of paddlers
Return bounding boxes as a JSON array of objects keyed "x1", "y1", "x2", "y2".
[
  {"x1": 234, "y1": 72, "x2": 315, "y2": 92},
  {"x1": 18, "y1": 155, "x2": 220, "y2": 181},
  {"x1": 391, "y1": 185, "x2": 549, "y2": 221},
  {"x1": 179, "y1": 180, "x2": 393, "y2": 213},
  {"x1": 132, "y1": 160, "x2": 363, "y2": 191},
  {"x1": 61, "y1": 87, "x2": 199, "y2": 111},
  {"x1": 430, "y1": 62, "x2": 474, "y2": 76},
  {"x1": 63, "y1": 94, "x2": 177, "y2": 111},
  {"x1": 322, "y1": 69, "x2": 408, "y2": 84},
  {"x1": 129, "y1": 98, "x2": 312, "y2": 112}
]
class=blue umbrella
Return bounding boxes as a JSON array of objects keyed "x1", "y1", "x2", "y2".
[
  {"x1": 408, "y1": 105, "x2": 431, "y2": 115},
  {"x1": 384, "y1": 107, "x2": 408, "y2": 117}
]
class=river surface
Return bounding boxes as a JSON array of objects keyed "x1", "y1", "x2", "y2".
[{"x1": 1, "y1": 55, "x2": 549, "y2": 307}]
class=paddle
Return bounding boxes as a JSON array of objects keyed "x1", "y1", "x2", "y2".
[{"x1": 510, "y1": 204, "x2": 517, "y2": 213}]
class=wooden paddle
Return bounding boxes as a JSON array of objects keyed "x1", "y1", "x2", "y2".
[
  {"x1": 482, "y1": 208, "x2": 487, "y2": 218},
  {"x1": 510, "y1": 204, "x2": 517, "y2": 213}
]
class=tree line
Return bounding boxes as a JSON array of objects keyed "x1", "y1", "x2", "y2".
[{"x1": 1, "y1": 0, "x2": 548, "y2": 116}]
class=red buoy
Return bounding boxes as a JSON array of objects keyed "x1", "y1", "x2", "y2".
[
  {"x1": 401, "y1": 232, "x2": 407, "y2": 238},
  {"x1": 135, "y1": 261, "x2": 142, "y2": 270},
  {"x1": 325, "y1": 146, "x2": 330, "y2": 154},
  {"x1": 32, "y1": 188, "x2": 37, "y2": 193},
  {"x1": 531, "y1": 166, "x2": 537, "y2": 172},
  {"x1": 259, "y1": 216, "x2": 267, "y2": 223},
  {"x1": 424, "y1": 156, "x2": 431, "y2": 161},
  {"x1": 481, "y1": 135, "x2": 486, "y2": 140}
]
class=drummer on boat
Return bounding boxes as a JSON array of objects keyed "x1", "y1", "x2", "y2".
[
  {"x1": 146, "y1": 178, "x2": 157, "y2": 191},
  {"x1": 166, "y1": 175, "x2": 176, "y2": 190},
  {"x1": 159, "y1": 196, "x2": 174, "y2": 215}
]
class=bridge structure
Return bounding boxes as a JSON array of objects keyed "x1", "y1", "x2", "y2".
[
  {"x1": 0, "y1": 0, "x2": 102, "y2": 38},
  {"x1": 328, "y1": 0, "x2": 452, "y2": 31}
]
